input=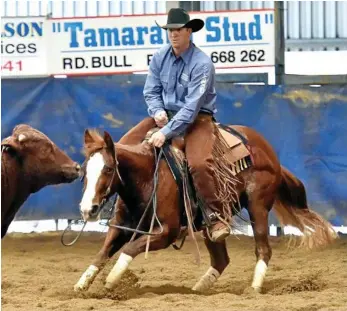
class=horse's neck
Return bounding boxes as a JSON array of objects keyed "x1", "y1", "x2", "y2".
[
  {"x1": 116, "y1": 143, "x2": 154, "y2": 206},
  {"x1": 116, "y1": 142, "x2": 154, "y2": 170}
]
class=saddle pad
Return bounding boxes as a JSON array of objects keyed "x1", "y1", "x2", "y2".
[{"x1": 217, "y1": 126, "x2": 251, "y2": 165}]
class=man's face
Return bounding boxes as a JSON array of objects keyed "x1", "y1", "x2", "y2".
[{"x1": 168, "y1": 28, "x2": 192, "y2": 49}]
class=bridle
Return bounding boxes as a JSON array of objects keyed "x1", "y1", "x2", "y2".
[
  {"x1": 98, "y1": 160, "x2": 124, "y2": 207},
  {"x1": 61, "y1": 146, "x2": 164, "y2": 246},
  {"x1": 79, "y1": 151, "x2": 124, "y2": 204},
  {"x1": 61, "y1": 151, "x2": 122, "y2": 247}
]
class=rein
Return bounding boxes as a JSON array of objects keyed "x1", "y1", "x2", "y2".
[
  {"x1": 61, "y1": 146, "x2": 164, "y2": 246},
  {"x1": 103, "y1": 147, "x2": 164, "y2": 239}
]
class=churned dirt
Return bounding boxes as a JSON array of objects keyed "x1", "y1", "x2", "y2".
[{"x1": 2, "y1": 232, "x2": 347, "y2": 311}]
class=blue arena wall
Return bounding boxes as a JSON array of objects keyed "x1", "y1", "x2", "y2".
[{"x1": 2, "y1": 76, "x2": 347, "y2": 225}]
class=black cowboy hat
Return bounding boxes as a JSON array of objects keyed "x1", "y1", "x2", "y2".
[{"x1": 155, "y1": 8, "x2": 204, "y2": 33}]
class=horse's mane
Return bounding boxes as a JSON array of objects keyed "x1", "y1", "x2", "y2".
[{"x1": 84, "y1": 129, "x2": 153, "y2": 157}]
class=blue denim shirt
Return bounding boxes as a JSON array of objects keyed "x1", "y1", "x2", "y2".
[{"x1": 143, "y1": 42, "x2": 217, "y2": 139}]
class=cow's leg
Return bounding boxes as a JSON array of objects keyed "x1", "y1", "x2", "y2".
[
  {"x1": 1, "y1": 223, "x2": 10, "y2": 239},
  {"x1": 104, "y1": 224, "x2": 174, "y2": 289},
  {"x1": 192, "y1": 229, "x2": 230, "y2": 292},
  {"x1": 2, "y1": 211, "x2": 16, "y2": 239},
  {"x1": 74, "y1": 199, "x2": 130, "y2": 291}
]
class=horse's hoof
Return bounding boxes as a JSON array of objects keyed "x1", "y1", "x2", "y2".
[
  {"x1": 253, "y1": 286, "x2": 262, "y2": 294},
  {"x1": 74, "y1": 284, "x2": 86, "y2": 292},
  {"x1": 243, "y1": 286, "x2": 262, "y2": 295},
  {"x1": 192, "y1": 284, "x2": 205, "y2": 292},
  {"x1": 104, "y1": 282, "x2": 114, "y2": 290}
]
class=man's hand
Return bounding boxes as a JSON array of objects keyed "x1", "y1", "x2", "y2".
[
  {"x1": 148, "y1": 131, "x2": 166, "y2": 148},
  {"x1": 154, "y1": 111, "x2": 168, "y2": 128}
]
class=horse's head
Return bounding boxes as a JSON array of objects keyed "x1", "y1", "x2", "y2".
[{"x1": 79, "y1": 129, "x2": 122, "y2": 221}]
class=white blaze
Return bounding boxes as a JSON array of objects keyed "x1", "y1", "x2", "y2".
[{"x1": 79, "y1": 153, "x2": 104, "y2": 217}]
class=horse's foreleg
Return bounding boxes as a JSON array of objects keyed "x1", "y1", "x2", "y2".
[
  {"x1": 104, "y1": 224, "x2": 173, "y2": 289},
  {"x1": 247, "y1": 196, "x2": 273, "y2": 293},
  {"x1": 192, "y1": 229, "x2": 230, "y2": 292},
  {"x1": 74, "y1": 201, "x2": 129, "y2": 292}
]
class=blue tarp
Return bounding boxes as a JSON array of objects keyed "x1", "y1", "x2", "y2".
[{"x1": 1, "y1": 76, "x2": 347, "y2": 225}]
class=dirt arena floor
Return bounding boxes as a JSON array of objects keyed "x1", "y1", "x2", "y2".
[{"x1": 2, "y1": 232, "x2": 347, "y2": 311}]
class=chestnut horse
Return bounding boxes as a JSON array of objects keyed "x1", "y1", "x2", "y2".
[{"x1": 74, "y1": 118, "x2": 337, "y2": 294}]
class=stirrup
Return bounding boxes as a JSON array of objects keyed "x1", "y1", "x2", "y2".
[
  {"x1": 206, "y1": 214, "x2": 232, "y2": 242},
  {"x1": 210, "y1": 225, "x2": 230, "y2": 243}
]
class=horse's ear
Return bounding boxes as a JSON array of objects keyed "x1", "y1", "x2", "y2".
[
  {"x1": 84, "y1": 129, "x2": 94, "y2": 145},
  {"x1": 103, "y1": 131, "x2": 115, "y2": 158}
]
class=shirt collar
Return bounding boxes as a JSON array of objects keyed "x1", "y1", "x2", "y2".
[{"x1": 170, "y1": 42, "x2": 195, "y2": 64}]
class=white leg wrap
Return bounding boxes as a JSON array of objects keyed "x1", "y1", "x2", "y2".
[
  {"x1": 251, "y1": 260, "x2": 268, "y2": 292},
  {"x1": 74, "y1": 265, "x2": 99, "y2": 292},
  {"x1": 192, "y1": 267, "x2": 220, "y2": 292},
  {"x1": 105, "y1": 253, "x2": 133, "y2": 289}
]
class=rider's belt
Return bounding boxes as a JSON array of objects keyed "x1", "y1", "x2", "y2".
[{"x1": 166, "y1": 109, "x2": 213, "y2": 120}]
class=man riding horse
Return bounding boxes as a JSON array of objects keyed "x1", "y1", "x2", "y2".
[
  {"x1": 127, "y1": 8, "x2": 234, "y2": 242},
  {"x1": 74, "y1": 8, "x2": 337, "y2": 294}
]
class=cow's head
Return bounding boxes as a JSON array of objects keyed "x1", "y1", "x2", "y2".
[{"x1": 1, "y1": 124, "x2": 81, "y2": 189}]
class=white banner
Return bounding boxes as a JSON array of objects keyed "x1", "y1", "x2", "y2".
[
  {"x1": 47, "y1": 10, "x2": 275, "y2": 76},
  {"x1": 1, "y1": 17, "x2": 48, "y2": 77}
]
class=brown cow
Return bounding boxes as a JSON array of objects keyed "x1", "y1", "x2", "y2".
[{"x1": 1, "y1": 124, "x2": 81, "y2": 238}]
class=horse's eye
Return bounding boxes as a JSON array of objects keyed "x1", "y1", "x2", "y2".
[{"x1": 105, "y1": 167, "x2": 113, "y2": 174}]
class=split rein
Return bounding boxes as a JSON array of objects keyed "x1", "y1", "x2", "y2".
[{"x1": 61, "y1": 147, "x2": 164, "y2": 246}]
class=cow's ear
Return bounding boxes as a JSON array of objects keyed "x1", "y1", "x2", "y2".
[{"x1": 1, "y1": 135, "x2": 25, "y2": 154}]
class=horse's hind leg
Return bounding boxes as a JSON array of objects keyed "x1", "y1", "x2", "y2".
[
  {"x1": 247, "y1": 194, "x2": 274, "y2": 293},
  {"x1": 192, "y1": 229, "x2": 230, "y2": 292}
]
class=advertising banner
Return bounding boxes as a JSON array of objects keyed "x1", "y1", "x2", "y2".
[
  {"x1": 1, "y1": 17, "x2": 48, "y2": 77},
  {"x1": 46, "y1": 10, "x2": 275, "y2": 75}
]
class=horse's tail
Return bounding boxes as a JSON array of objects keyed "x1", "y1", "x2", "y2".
[{"x1": 273, "y1": 166, "x2": 338, "y2": 249}]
